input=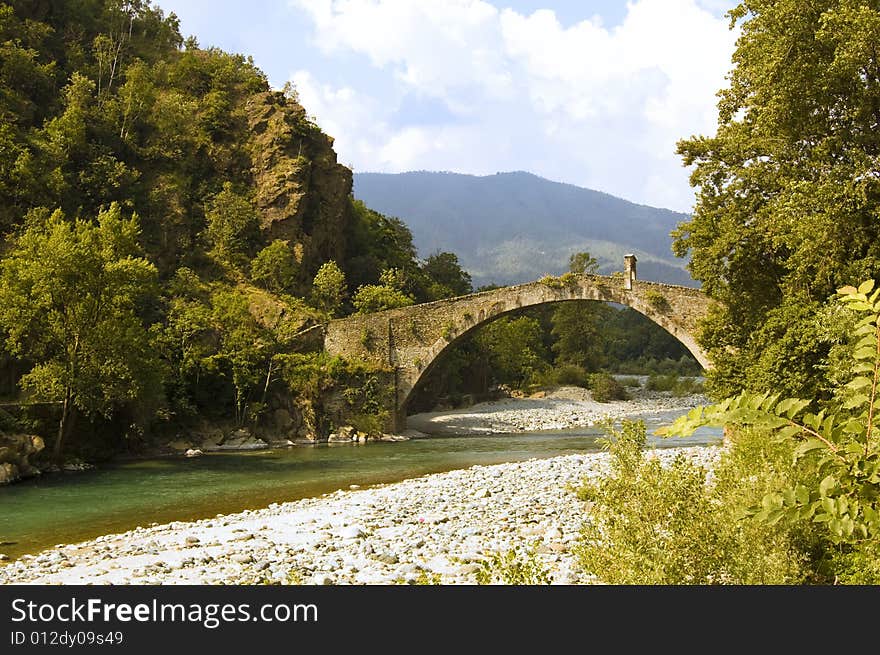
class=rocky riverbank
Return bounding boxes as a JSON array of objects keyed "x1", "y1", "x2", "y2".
[
  {"x1": 407, "y1": 384, "x2": 707, "y2": 435},
  {"x1": 0, "y1": 443, "x2": 722, "y2": 584}
]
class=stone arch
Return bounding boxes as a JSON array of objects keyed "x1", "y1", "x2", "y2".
[{"x1": 324, "y1": 273, "x2": 715, "y2": 429}]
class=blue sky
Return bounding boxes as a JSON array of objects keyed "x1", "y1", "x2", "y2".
[{"x1": 156, "y1": 1, "x2": 740, "y2": 212}]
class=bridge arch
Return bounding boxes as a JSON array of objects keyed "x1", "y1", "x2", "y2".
[{"x1": 324, "y1": 273, "x2": 714, "y2": 429}]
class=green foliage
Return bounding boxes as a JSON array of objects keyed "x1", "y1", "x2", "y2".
[
  {"x1": 412, "y1": 570, "x2": 442, "y2": 585},
  {"x1": 554, "y1": 364, "x2": 590, "y2": 388},
  {"x1": 551, "y1": 302, "x2": 611, "y2": 372},
  {"x1": 277, "y1": 352, "x2": 392, "y2": 435},
  {"x1": 440, "y1": 323, "x2": 455, "y2": 341},
  {"x1": 475, "y1": 547, "x2": 551, "y2": 585},
  {"x1": 675, "y1": 1, "x2": 880, "y2": 398},
  {"x1": 378, "y1": 267, "x2": 407, "y2": 291},
  {"x1": 539, "y1": 272, "x2": 578, "y2": 290},
  {"x1": 590, "y1": 373, "x2": 628, "y2": 403},
  {"x1": 345, "y1": 199, "x2": 426, "y2": 299},
  {"x1": 251, "y1": 240, "x2": 298, "y2": 293},
  {"x1": 646, "y1": 374, "x2": 678, "y2": 392},
  {"x1": 575, "y1": 420, "x2": 809, "y2": 584},
  {"x1": 352, "y1": 284, "x2": 414, "y2": 314},
  {"x1": 644, "y1": 289, "x2": 670, "y2": 313},
  {"x1": 646, "y1": 374, "x2": 704, "y2": 396},
  {"x1": 420, "y1": 251, "x2": 472, "y2": 299},
  {"x1": 359, "y1": 328, "x2": 373, "y2": 350},
  {"x1": 659, "y1": 281, "x2": 880, "y2": 577},
  {"x1": 567, "y1": 251, "x2": 599, "y2": 275},
  {"x1": 311, "y1": 261, "x2": 347, "y2": 317},
  {"x1": 204, "y1": 182, "x2": 260, "y2": 271},
  {"x1": 476, "y1": 316, "x2": 549, "y2": 390},
  {"x1": 0, "y1": 204, "x2": 162, "y2": 458},
  {"x1": 0, "y1": 0, "x2": 472, "y2": 457}
]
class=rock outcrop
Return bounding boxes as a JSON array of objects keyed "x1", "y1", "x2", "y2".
[
  {"x1": 245, "y1": 91, "x2": 354, "y2": 293},
  {"x1": 0, "y1": 432, "x2": 44, "y2": 485}
]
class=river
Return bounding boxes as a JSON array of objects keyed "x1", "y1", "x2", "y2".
[{"x1": 0, "y1": 409, "x2": 721, "y2": 561}]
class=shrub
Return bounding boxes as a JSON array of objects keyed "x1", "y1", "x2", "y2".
[
  {"x1": 539, "y1": 272, "x2": 578, "y2": 290},
  {"x1": 647, "y1": 373, "x2": 678, "y2": 392},
  {"x1": 251, "y1": 240, "x2": 298, "y2": 293},
  {"x1": 475, "y1": 548, "x2": 551, "y2": 585},
  {"x1": 672, "y1": 377, "x2": 705, "y2": 397},
  {"x1": 617, "y1": 376, "x2": 642, "y2": 388},
  {"x1": 352, "y1": 284, "x2": 414, "y2": 314},
  {"x1": 645, "y1": 289, "x2": 671, "y2": 313},
  {"x1": 574, "y1": 420, "x2": 810, "y2": 584},
  {"x1": 555, "y1": 364, "x2": 589, "y2": 387},
  {"x1": 590, "y1": 373, "x2": 628, "y2": 402}
]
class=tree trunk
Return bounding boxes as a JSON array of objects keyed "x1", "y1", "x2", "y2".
[
  {"x1": 53, "y1": 386, "x2": 71, "y2": 463},
  {"x1": 260, "y1": 359, "x2": 274, "y2": 406}
]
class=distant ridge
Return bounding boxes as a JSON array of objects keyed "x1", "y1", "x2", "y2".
[{"x1": 353, "y1": 171, "x2": 696, "y2": 287}]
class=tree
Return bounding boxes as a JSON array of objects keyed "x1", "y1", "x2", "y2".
[
  {"x1": 204, "y1": 181, "x2": 260, "y2": 270},
  {"x1": 675, "y1": 0, "x2": 880, "y2": 398},
  {"x1": 568, "y1": 251, "x2": 599, "y2": 275},
  {"x1": 551, "y1": 251, "x2": 606, "y2": 371},
  {"x1": 421, "y1": 251, "x2": 473, "y2": 299},
  {"x1": 551, "y1": 302, "x2": 610, "y2": 372},
  {"x1": 251, "y1": 239, "x2": 298, "y2": 293},
  {"x1": 312, "y1": 260, "x2": 347, "y2": 316},
  {"x1": 0, "y1": 203, "x2": 162, "y2": 460},
  {"x1": 477, "y1": 316, "x2": 548, "y2": 388}
]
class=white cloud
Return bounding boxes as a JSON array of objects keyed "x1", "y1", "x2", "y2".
[{"x1": 288, "y1": 0, "x2": 738, "y2": 211}]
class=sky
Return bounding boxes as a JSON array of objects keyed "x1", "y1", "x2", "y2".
[{"x1": 154, "y1": 0, "x2": 741, "y2": 212}]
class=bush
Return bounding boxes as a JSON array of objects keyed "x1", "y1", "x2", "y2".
[
  {"x1": 574, "y1": 420, "x2": 810, "y2": 584},
  {"x1": 554, "y1": 364, "x2": 589, "y2": 387},
  {"x1": 672, "y1": 377, "x2": 705, "y2": 397},
  {"x1": 475, "y1": 548, "x2": 551, "y2": 585},
  {"x1": 646, "y1": 374, "x2": 705, "y2": 396},
  {"x1": 646, "y1": 373, "x2": 678, "y2": 392},
  {"x1": 590, "y1": 373, "x2": 628, "y2": 402},
  {"x1": 644, "y1": 289, "x2": 671, "y2": 313},
  {"x1": 617, "y1": 376, "x2": 642, "y2": 388}
]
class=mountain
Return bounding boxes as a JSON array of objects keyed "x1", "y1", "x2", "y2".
[{"x1": 353, "y1": 171, "x2": 696, "y2": 287}]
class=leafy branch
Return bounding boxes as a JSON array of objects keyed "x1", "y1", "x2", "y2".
[{"x1": 659, "y1": 280, "x2": 880, "y2": 544}]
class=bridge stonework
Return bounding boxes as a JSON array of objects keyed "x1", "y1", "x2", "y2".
[{"x1": 324, "y1": 273, "x2": 715, "y2": 430}]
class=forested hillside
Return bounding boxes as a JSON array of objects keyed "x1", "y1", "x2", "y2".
[{"x1": 0, "y1": 0, "x2": 472, "y2": 460}]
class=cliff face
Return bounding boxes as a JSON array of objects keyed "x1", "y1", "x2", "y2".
[{"x1": 245, "y1": 91, "x2": 353, "y2": 292}]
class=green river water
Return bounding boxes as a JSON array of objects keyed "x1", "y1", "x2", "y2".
[{"x1": 0, "y1": 410, "x2": 721, "y2": 560}]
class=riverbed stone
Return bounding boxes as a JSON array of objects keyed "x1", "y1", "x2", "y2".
[{"x1": 338, "y1": 525, "x2": 366, "y2": 539}]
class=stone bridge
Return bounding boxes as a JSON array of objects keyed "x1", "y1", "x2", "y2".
[{"x1": 324, "y1": 261, "x2": 715, "y2": 429}]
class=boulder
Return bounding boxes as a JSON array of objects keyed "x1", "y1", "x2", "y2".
[
  {"x1": 184, "y1": 449, "x2": 204, "y2": 458},
  {"x1": 338, "y1": 525, "x2": 366, "y2": 539},
  {"x1": 62, "y1": 459, "x2": 95, "y2": 472},
  {"x1": 0, "y1": 433, "x2": 45, "y2": 484},
  {"x1": 265, "y1": 438, "x2": 295, "y2": 448},
  {"x1": 328, "y1": 426, "x2": 357, "y2": 443},
  {"x1": 210, "y1": 429, "x2": 269, "y2": 451},
  {"x1": 376, "y1": 433, "x2": 410, "y2": 442},
  {"x1": 0, "y1": 462, "x2": 18, "y2": 485}
]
